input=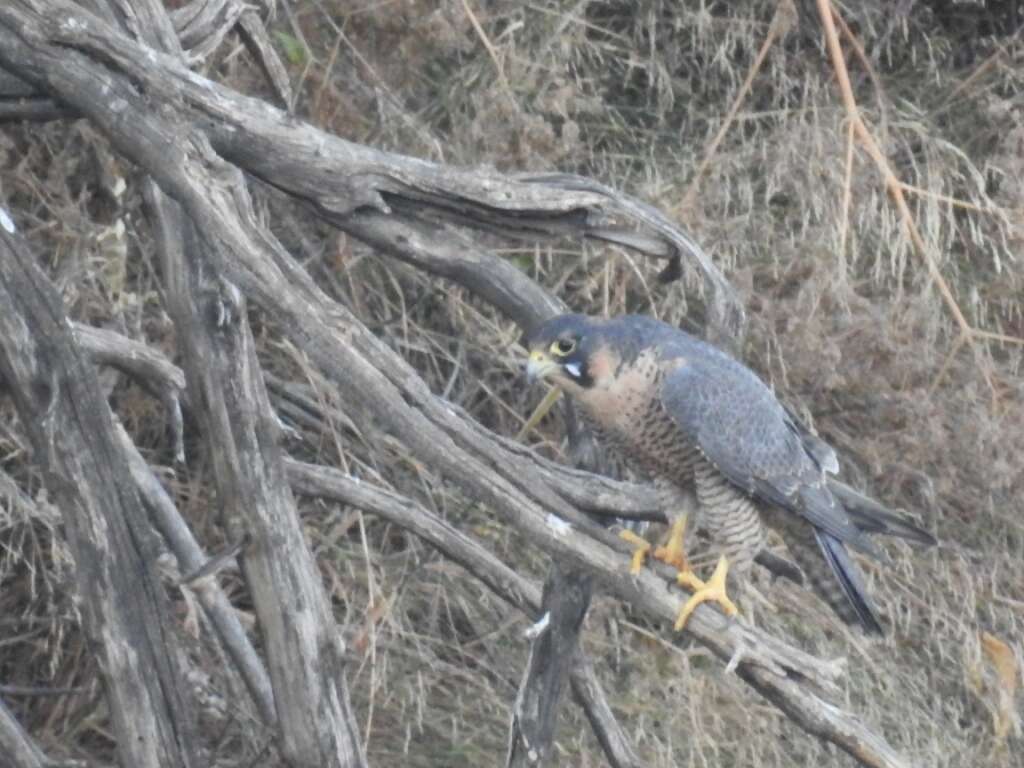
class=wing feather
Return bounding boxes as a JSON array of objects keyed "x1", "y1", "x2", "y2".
[{"x1": 659, "y1": 349, "x2": 876, "y2": 554}]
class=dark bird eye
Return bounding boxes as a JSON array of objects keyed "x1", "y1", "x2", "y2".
[{"x1": 551, "y1": 338, "x2": 576, "y2": 357}]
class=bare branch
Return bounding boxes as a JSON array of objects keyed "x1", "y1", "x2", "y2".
[
  {"x1": 170, "y1": 0, "x2": 246, "y2": 61},
  {"x1": 97, "y1": 2, "x2": 363, "y2": 756},
  {"x1": 0, "y1": 218, "x2": 200, "y2": 768},
  {"x1": 73, "y1": 322, "x2": 186, "y2": 461},
  {"x1": 507, "y1": 564, "x2": 592, "y2": 768},
  {"x1": 0, "y1": 1, "x2": 744, "y2": 345},
  {"x1": 285, "y1": 458, "x2": 639, "y2": 768},
  {"x1": 0, "y1": 697, "x2": 49, "y2": 768},
  {"x1": 151, "y1": 184, "x2": 365, "y2": 767},
  {"x1": 0, "y1": 65, "x2": 67, "y2": 121},
  {"x1": 73, "y1": 322, "x2": 185, "y2": 393},
  {"x1": 567, "y1": 663, "x2": 644, "y2": 768},
  {"x1": 236, "y1": 8, "x2": 292, "y2": 106},
  {"x1": 116, "y1": 422, "x2": 277, "y2": 727}
]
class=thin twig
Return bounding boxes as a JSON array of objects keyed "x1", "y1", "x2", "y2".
[
  {"x1": 117, "y1": 422, "x2": 277, "y2": 727},
  {"x1": 896, "y1": 182, "x2": 1011, "y2": 216},
  {"x1": 678, "y1": 0, "x2": 795, "y2": 218},
  {"x1": 814, "y1": 0, "x2": 1024, "y2": 398},
  {"x1": 460, "y1": 0, "x2": 515, "y2": 106},
  {"x1": 837, "y1": 117, "x2": 856, "y2": 279},
  {"x1": 936, "y1": 47, "x2": 1007, "y2": 113}
]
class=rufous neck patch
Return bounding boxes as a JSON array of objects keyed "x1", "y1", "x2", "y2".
[{"x1": 586, "y1": 343, "x2": 620, "y2": 388}]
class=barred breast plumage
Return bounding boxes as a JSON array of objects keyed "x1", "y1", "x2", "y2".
[{"x1": 578, "y1": 348, "x2": 766, "y2": 577}]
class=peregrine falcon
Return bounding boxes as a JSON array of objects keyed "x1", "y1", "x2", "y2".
[{"x1": 524, "y1": 314, "x2": 935, "y2": 633}]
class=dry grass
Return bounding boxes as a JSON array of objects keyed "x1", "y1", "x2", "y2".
[{"x1": 1, "y1": 1, "x2": 1022, "y2": 765}]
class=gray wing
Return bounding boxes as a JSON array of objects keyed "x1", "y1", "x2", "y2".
[{"x1": 659, "y1": 351, "x2": 878, "y2": 557}]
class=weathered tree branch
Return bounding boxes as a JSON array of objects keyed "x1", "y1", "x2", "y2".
[
  {"x1": 235, "y1": 7, "x2": 292, "y2": 107},
  {"x1": 0, "y1": 696, "x2": 92, "y2": 768},
  {"x1": 0, "y1": 66, "x2": 66, "y2": 119},
  {"x1": 507, "y1": 563, "x2": 593, "y2": 768},
  {"x1": 0, "y1": 696, "x2": 49, "y2": 768},
  {"x1": 152, "y1": 184, "x2": 365, "y2": 768},
  {"x1": 62, "y1": 317, "x2": 276, "y2": 726},
  {"x1": 0, "y1": 0, "x2": 285, "y2": 120},
  {"x1": 0, "y1": 217, "x2": 199, "y2": 768},
  {"x1": 103, "y1": 1, "x2": 362, "y2": 758},
  {"x1": 170, "y1": 0, "x2": 246, "y2": 61},
  {"x1": 116, "y1": 422, "x2": 277, "y2": 727},
  {"x1": 74, "y1": 322, "x2": 186, "y2": 396},
  {"x1": 0, "y1": 0, "x2": 745, "y2": 346},
  {"x1": 73, "y1": 321, "x2": 186, "y2": 461},
  {"x1": 285, "y1": 458, "x2": 642, "y2": 768}
]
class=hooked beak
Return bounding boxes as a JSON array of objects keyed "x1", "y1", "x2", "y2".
[{"x1": 526, "y1": 349, "x2": 560, "y2": 383}]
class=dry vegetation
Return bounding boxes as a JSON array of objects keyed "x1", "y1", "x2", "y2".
[{"x1": 1, "y1": 1, "x2": 1023, "y2": 766}]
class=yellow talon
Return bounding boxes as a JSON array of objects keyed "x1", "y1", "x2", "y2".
[
  {"x1": 674, "y1": 554, "x2": 738, "y2": 631},
  {"x1": 619, "y1": 529, "x2": 651, "y2": 575},
  {"x1": 621, "y1": 516, "x2": 738, "y2": 631},
  {"x1": 653, "y1": 514, "x2": 690, "y2": 572}
]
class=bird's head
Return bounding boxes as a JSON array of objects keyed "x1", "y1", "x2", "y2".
[{"x1": 523, "y1": 314, "x2": 612, "y2": 395}]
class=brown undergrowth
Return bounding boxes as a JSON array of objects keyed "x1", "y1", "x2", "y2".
[{"x1": 1, "y1": 1, "x2": 1021, "y2": 765}]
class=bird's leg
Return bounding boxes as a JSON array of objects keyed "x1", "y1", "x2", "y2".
[
  {"x1": 619, "y1": 513, "x2": 691, "y2": 575},
  {"x1": 652, "y1": 516, "x2": 738, "y2": 629},
  {"x1": 621, "y1": 515, "x2": 739, "y2": 629},
  {"x1": 674, "y1": 555, "x2": 738, "y2": 631},
  {"x1": 653, "y1": 513, "x2": 690, "y2": 571},
  {"x1": 618, "y1": 529, "x2": 652, "y2": 575}
]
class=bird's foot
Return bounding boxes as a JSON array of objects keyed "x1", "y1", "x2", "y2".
[
  {"x1": 619, "y1": 529, "x2": 652, "y2": 575},
  {"x1": 674, "y1": 555, "x2": 738, "y2": 631},
  {"x1": 653, "y1": 513, "x2": 690, "y2": 572},
  {"x1": 620, "y1": 513, "x2": 692, "y2": 575}
]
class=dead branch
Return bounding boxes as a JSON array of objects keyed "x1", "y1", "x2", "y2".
[
  {"x1": 170, "y1": 0, "x2": 246, "y2": 61},
  {"x1": 116, "y1": 422, "x2": 277, "y2": 727},
  {"x1": 151, "y1": 183, "x2": 365, "y2": 767},
  {"x1": 0, "y1": 66, "x2": 66, "y2": 120},
  {"x1": 0, "y1": 696, "x2": 50, "y2": 768},
  {"x1": 74, "y1": 322, "x2": 185, "y2": 394},
  {"x1": 0, "y1": 696, "x2": 92, "y2": 768},
  {"x1": 112, "y1": 0, "x2": 363, "y2": 757},
  {"x1": 69, "y1": 320, "x2": 348, "y2": 734},
  {"x1": 0, "y1": 218, "x2": 200, "y2": 768},
  {"x1": 0, "y1": 0, "x2": 744, "y2": 347},
  {"x1": 235, "y1": 7, "x2": 291, "y2": 106},
  {"x1": 285, "y1": 458, "x2": 641, "y2": 768},
  {"x1": 507, "y1": 564, "x2": 593, "y2": 768},
  {"x1": 73, "y1": 322, "x2": 186, "y2": 460}
]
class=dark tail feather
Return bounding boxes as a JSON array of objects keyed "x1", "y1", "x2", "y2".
[
  {"x1": 828, "y1": 479, "x2": 937, "y2": 546},
  {"x1": 814, "y1": 530, "x2": 884, "y2": 634}
]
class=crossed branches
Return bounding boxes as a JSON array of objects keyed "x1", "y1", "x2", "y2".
[{"x1": 0, "y1": 2, "x2": 999, "y2": 767}]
